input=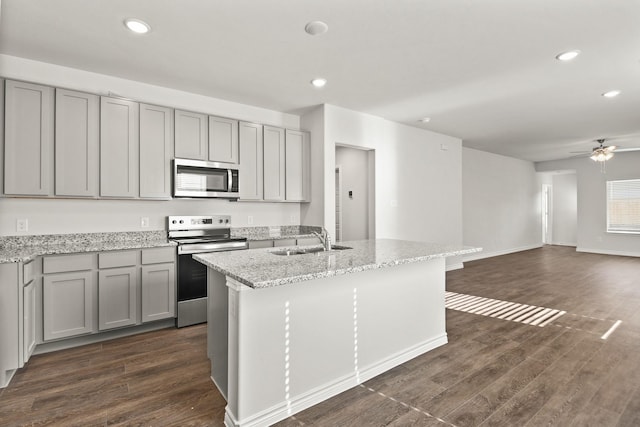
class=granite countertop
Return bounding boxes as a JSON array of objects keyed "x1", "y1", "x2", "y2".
[
  {"x1": 231, "y1": 225, "x2": 322, "y2": 241},
  {"x1": 193, "y1": 239, "x2": 482, "y2": 289},
  {"x1": 0, "y1": 231, "x2": 175, "y2": 263}
]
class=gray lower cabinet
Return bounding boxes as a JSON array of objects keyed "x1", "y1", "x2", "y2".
[
  {"x1": 100, "y1": 96, "x2": 140, "y2": 198},
  {"x1": 43, "y1": 270, "x2": 94, "y2": 341},
  {"x1": 140, "y1": 103, "x2": 173, "y2": 199},
  {"x1": 239, "y1": 121, "x2": 264, "y2": 200},
  {"x1": 0, "y1": 263, "x2": 19, "y2": 388},
  {"x1": 141, "y1": 263, "x2": 176, "y2": 323},
  {"x1": 4, "y1": 80, "x2": 54, "y2": 196},
  {"x1": 209, "y1": 116, "x2": 238, "y2": 164},
  {"x1": 175, "y1": 109, "x2": 208, "y2": 160},
  {"x1": 263, "y1": 126, "x2": 286, "y2": 201},
  {"x1": 98, "y1": 266, "x2": 138, "y2": 331},
  {"x1": 55, "y1": 88, "x2": 99, "y2": 197},
  {"x1": 285, "y1": 130, "x2": 311, "y2": 202}
]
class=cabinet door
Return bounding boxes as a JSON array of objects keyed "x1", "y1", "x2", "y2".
[
  {"x1": 239, "y1": 121, "x2": 263, "y2": 200},
  {"x1": 55, "y1": 88, "x2": 99, "y2": 197},
  {"x1": 285, "y1": 130, "x2": 311, "y2": 202},
  {"x1": 141, "y1": 263, "x2": 176, "y2": 323},
  {"x1": 140, "y1": 104, "x2": 173, "y2": 199},
  {"x1": 100, "y1": 97, "x2": 139, "y2": 198},
  {"x1": 4, "y1": 80, "x2": 54, "y2": 196},
  {"x1": 43, "y1": 271, "x2": 94, "y2": 341},
  {"x1": 263, "y1": 126, "x2": 286, "y2": 201},
  {"x1": 23, "y1": 280, "x2": 36, "y2": 363},
  {"x1": 98, "y1": 267, "x2": 137, "y2": 330},
  {"x1": 175, "y1": 110, "x2": 208, "y2": 160},
  {"x1": 209, "y1": 116, "x2": 238, "y2": 164}
]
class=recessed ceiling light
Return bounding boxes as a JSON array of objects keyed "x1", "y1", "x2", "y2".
[
  {"x1": 305, "y1": 21, "x2": 329, "y2": 36},
  {"x1": 602, "y1": 90, "x2": 621, "y2": 98},
  {"x1": 555, "y1": 50, "x2": 581, "y2": 61},
  {"x1": 124, "y1": 18, "x2": 150, "y2": 34},
  {"x1": 311, "y1": 78, "x2": 327, "y2": 88},
  {"x1": 418, "y1": 117, "x2": 431, "y2": 123}
]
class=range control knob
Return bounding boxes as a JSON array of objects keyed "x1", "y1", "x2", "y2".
[
  {"x1": 219, "y1": 219, "x2": 224, "y2": 223},
  {"x1": 171, "y1": 220, "x2": 177, "y2": 224},
  {"x1": 225, "y1": 219, "x2": 230, "y2": 223},
  {"x1": 179, "y1": 220, "x2": 184, "y2": 224}
]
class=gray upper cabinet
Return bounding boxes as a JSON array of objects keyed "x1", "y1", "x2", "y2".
[
  {"x1": 263, "y1": 126, "x2": 286, "y2": 202},
  {"x1": 55, "y1": 89, "x2": 99, "y2": 197},
  {"x1": 4, "y1": 80, "x2": 54, "y2": 196},
  {"x1": 239, "y1": 121, "x2": 264, "y2": 200},
  {"x1": 100, "y1": 96, "x2": 139, "y2": 198},
  {"x1": 140, "y1": 104, "x2": 173, "y2": 199},
  {"x1": 208, "y1": 116, "x2": 239, "y2": 164},
  {"x1": 174, "y1": 109, "x2": 208, "y2": 160},
  {"x1": 285, "y1": 130, "x2": 311, "y2": 202}
]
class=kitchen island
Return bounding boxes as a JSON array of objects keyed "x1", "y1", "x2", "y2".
[{"x1": 194, "y1": 239, "x2": 480, "y2": 427}]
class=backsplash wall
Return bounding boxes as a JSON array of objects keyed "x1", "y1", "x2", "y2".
[{"x1": 0, "y1": 198, "x2": 301, "y2": 236}]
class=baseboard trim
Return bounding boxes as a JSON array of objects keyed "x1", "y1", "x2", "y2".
[
  {"x1": 576, "y1": 247, "x2": 640, "y2": 258},
  {"x1": 224, "y1": 334, "x2": 449, "y2": 427},
  {"x1": 33, "y1": 319, "x2": 176, "y2": 355},
  {"x1": 463, "y1": 244, "x2": 543, "y2": 262},
  {"x1": 551, "y1": 242, "x2": 577, "y2": 247}
]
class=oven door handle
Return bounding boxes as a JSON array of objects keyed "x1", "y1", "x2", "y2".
[{"x1": 178, "y1": 241, "x2": 248, "y2": 255}]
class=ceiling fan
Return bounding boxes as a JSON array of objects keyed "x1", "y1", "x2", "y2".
[{"x1": 570, "y1": 136, "x2": 640, "y2": 162}]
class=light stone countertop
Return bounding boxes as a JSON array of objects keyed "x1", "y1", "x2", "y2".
[
  {"x1": 231, "y1": 225, "x2": 322, "y2": 241},
  {"x1": 193, "y1": 238, "x2": 482, "y2": 289},
  {"x1": 0, "y1": 231, "x2": 175, "y2": 263}
]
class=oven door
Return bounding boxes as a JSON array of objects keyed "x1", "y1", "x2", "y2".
[{"x1": 174, "y1": 158, "x2": 239, "y2": 199}]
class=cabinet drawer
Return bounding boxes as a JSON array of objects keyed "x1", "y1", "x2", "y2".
[
  {"x1": 99, "y1": 250, "x2": 138, "y2": 269},
  {"x1": 43, "y1": 254, "x2": 94, "y2": 274},
  {"x1": 23, "y1": 260, "x2": 35, "y2": 285},
  {"x1": 273, "y1": 239, "x2": 297, "y2": 247},
  {"x1": 141, "y1": 247, "x2": 175, "y2": 265},
  {"x1": 296, "y1": 237, "x2": 321, "y2": 246},
  {"x1": 248, "y1": 240, "x2": 274, "y2": 249}
]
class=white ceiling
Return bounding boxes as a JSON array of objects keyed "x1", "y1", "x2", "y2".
[{"x1": 1, "y1": 0, "x2": 639, "y2": 162}]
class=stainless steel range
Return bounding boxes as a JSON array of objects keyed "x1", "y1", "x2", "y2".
[{"x1": 168, "y1": 215, "x2": 248, "y2": 327}]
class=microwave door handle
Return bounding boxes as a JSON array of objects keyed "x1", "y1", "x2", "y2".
[{"x1": 228, "y1": 169, "x2": 233, "y2": 191}]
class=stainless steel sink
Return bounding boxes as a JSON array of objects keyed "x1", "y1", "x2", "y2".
[{"x1": 271, "y1": 245, "x2": 352, "y2": 256}]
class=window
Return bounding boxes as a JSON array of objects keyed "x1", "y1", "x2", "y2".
[{"x1": 607, "y1": 179, "x2": 640, "y2": 234}]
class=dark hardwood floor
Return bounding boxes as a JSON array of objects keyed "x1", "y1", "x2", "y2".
[{"x1": 2, "y1": 245, "x2": 640, "y2": 426}]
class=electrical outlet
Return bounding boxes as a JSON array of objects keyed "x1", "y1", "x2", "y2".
[
  {"x1": 248, "y1": 215, "x2": 254, "y2": 225},
  {"x1": 141, "y1": 217, "x2": 149, "y2": 228},
  {"x1": 16, "y1": 219, "x2": 28, "y2": 232},
  {"x1": 290, "y1": 215, "x2": 296, "y2": 224}
]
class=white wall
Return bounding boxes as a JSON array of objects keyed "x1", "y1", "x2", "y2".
[
  {"x1": 0, "y1": 55, "x2": 304, "y2": 235},
  {"x1": 336, "y1": 146, "x2": 370, "y2": 241},
  {"x1": 537, "y1": 151, "x2": 640, "y2": 257},
  {"x1": 300, "y1": 105, "x2": 324, "y2": 227},
  {"x1": 312, "y1": 105, "x2": 463, "y2": 269},
  {"x1": 462, "y1": 148, "x2": 542, "y2": 261},
  {"x1": 551, "y1": 173, "x2": 577, "y2": 246}
]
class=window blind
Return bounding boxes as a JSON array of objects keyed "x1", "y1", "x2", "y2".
[{"x1": 607, "y1": 179, "x2": 640, "y2": 233}]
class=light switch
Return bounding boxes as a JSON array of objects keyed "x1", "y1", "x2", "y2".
[{"x1": 141, "y1": 217, "x2": 149, "y2": 228}]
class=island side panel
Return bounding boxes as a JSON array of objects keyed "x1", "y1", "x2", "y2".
[
  {"x1": 224, "y1": 256, "x2": 448, "y2": 427},
  {"x1": 208, "y1": 268, "x2": 229, "y2": 400}
]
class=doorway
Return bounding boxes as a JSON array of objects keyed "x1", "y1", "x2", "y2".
[
  {"x1": 335, "y1": 145, "x2": 375, "y2": 241},
  {"x1": 542, "y1": 184, "x2": 552, "y2": 244}
]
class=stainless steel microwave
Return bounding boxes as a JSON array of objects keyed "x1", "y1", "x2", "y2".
[{"x1": 173, "y1": 158, "x2": 239, "y2": 199}]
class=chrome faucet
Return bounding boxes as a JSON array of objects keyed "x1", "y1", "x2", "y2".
[{"x1": 312, "y1": 228, "x2": 332, "y2": 251}]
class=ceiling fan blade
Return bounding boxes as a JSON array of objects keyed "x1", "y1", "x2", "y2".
[
  {"x1": 603, "y1": 145, "x2": 617, "y2": 153},
  {"x1": 569, "y1": 151, "x2": 590, "y2": 154},
  {"x1": 615, "y1": 147, "x2": 640, "y2": 153}
]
